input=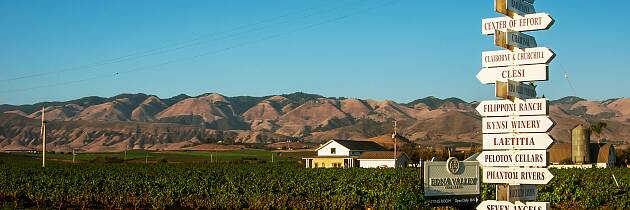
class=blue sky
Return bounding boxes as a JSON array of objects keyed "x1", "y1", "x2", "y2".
[{"x1": 1, "y1": 0, "x2": 628, "y2": 105}]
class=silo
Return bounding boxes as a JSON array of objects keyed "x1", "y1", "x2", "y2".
[{"x1": 571, "y1": 124, "x2": 590, "y2": 164}]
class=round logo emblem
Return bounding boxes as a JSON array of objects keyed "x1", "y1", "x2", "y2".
[{"x1": 446, "y1": 157, "x2": 460, "y2": 174}]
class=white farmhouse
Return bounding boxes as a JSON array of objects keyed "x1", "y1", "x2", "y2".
[{"x1": 303, "y1": 139, "x2": 408, "y2": 168}]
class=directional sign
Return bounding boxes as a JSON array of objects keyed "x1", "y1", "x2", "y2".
[
  {"x1": 495, "y1": 29, "x2": 537, "y2": 50},
  {"x1": 495, "y1": 0, "x2": 536, "y2": 17},
  {"x1": 496, "y1": 80, "x2": 536, "y2": 100},
  {"x1": 499, "y1": 184, "x2": 538, "y2": 202},
  {"x1": 483, "y1": 133, "x2": 554, "y2": 150},
  {"x1": 476, "y1": 98, "x2": 548, "y2": 117},
  {"x1": 482, "y1": 115, "x2": 554, "y2": 134},
  {"x1": 477, "y1": 200, "x2": 549, "y2": 210},
  {"x1": 483, "y1": 167, "x2": 554, "y2": 184},
  {"x1": 482, "y1": 47, "x2": 555, "y2": 68},
  {"x1": 482, "y1": 13, "x2": 554, "y2": 35},
  {"x1": 476, "y1": 150, "x2": 547, "y2": 167},
  {"x1": 477, "y1": 64, "x2": 548, "y2": 84}
]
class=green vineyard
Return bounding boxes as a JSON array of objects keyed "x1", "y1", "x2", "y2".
[{"x1": 1, "y1": 156, "x2": 629, "y2": 209}]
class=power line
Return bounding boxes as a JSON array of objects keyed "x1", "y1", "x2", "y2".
[
  {"x1": 0, "y1": 0, "x2": 400, "y2": 94},
  {"x1": 0, "y1": 0, "x2": 363, "y2": 82}
]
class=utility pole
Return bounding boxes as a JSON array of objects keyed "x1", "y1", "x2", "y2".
[
  {"x1": 72, "y1": 148, "x2": 76, "y2": 163},
  {"x1": 41, "y1": 107, "x2": 47, "y2": 168},
  {"x1": 392, "y1": 120, "x2": 397, "y2": 168}
]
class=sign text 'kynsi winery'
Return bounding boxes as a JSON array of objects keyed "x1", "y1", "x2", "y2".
[{"x1": 482, "y1": 115, "x2": 554, "y2": 134}]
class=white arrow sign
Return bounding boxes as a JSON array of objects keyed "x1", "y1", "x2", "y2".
[
  {"x1": 482, "y1": 47, "x2": 555, "y2": 68},
  {"x1": 483, "y1": 167, "x2": 554, "y2": 184},
  {"x1": 482, "y1": 115, "x2": 554, "y2": 133},
  {"x1": 482, "y1": 13, "x2": 554, "y2": 35},
  {"x1": 495, "y1": 29, "x2": 537, "y2": 50},
  {"x1": 496, "y1": 0, "x2": 536, "y2": 17},
  {"x1": 476, "y1": 98, "x2": 548, "y2": 117},
  {"x1": 477, "y1": 150, "x2": 547, "y2": 167},
  {"x1": 496, "y1": 80, "x2": 536, "y2": 100},
  {"x1": 477, "y1": 64, "x2": 548, "y2": 84},
  {"x1": 477, "y1": 200, "x2": 549, "y2": 210},
  {"x1": 483, "y1": 133, "x2": 554, "y2": 150}
]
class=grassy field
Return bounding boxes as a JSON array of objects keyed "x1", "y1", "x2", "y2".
[{"x1": 4, "y1": 149, "x2": 315, "y2": 164}]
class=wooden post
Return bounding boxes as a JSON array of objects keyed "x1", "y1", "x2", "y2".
[{"x1": 41, "y1": 107, "x2": 46, "y2": 168}]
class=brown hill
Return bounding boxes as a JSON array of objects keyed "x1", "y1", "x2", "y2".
[
  {"x1": 1, "y1": 93, "x2": 630, "y2": 152},
  {"x1": 243, "y1": 100, "x2": 283, "y2": 122},
  {"x1": 368, "y1": 134, "x2": 411, "y2": 149},
  {"x1": 339, "y1": 98, "x2": 373, "y2": 119},
  {"x1": 276, "y1": 98, "x2": 352, "y2": 136},
  {"x1": 404, "y1": 111, "x2": 481, "y2": 144},
  {"x1": 156, "y1": 93, "x2": 246, "y2": 130},
  {"x1": 74, "y1": 100, "x2": 132, "y2": 121},
  {"x1": 28, "y1": 104, "x2": 83, "y2": 121},
  {"x1": 131, "y1": 96, "x2": 167, "y2": 122}
]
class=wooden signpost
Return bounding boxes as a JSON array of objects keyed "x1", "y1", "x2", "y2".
[{"x1": 478, "y1": 1, "x2": 554, "y2": 209}]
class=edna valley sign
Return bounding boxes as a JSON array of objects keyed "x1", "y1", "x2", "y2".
[{"x1": 425, "y1": 158, "x2": 480, "y2": 196}]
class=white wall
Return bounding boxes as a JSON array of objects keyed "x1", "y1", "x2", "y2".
[
  {"x1": 548, "y1": 163, "x2": 609, "y2": 169},
  {"x1": 317, "y1": 141, "x2": 351, "y2": 156},
  {"x1": 359, "y1": 159, "x2": 396, "y2": 168}
]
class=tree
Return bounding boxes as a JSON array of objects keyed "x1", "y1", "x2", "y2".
[{"x1": 590, "y1": 122, "x2": 608, "y2": 144}]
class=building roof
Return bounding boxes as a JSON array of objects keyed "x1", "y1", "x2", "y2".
[
  {"x1": 591, "y1": 143, "x2": 615, "y2": 163},
  {"x1": 358, "y1": 151, "x2": 407, "y2": 159},
  {"x1": 316, "y1": 139, "x2": 385, "y2": 152}
]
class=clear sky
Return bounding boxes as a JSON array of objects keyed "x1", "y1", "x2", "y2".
[{"x1": 1, "y1": 0, "x2": 629, "y2": 105}]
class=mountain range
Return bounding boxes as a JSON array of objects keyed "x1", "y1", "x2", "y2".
[{"x1": 1, "y1": 92, "x2": 629, "y2": 152}]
